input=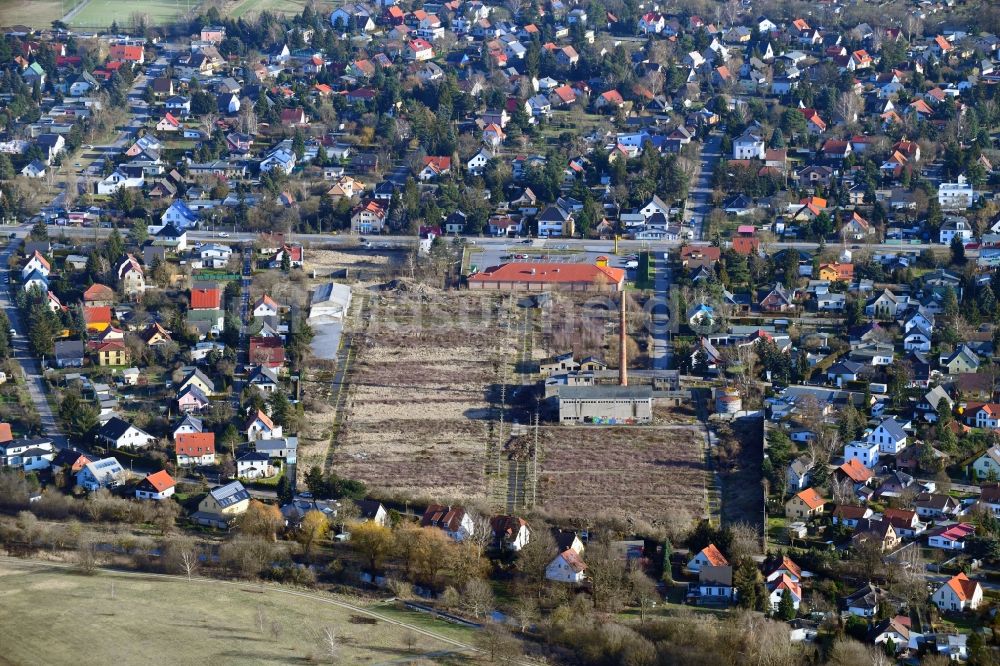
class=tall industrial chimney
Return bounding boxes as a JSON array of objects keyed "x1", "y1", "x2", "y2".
[{"x1": 619, "y1": 290, "x2": 628, "y2": 386}]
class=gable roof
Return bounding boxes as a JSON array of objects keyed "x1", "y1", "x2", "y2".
[
  {"x1": 945, "y1": 572, "x2": 980, "y2": 601},
  {"x1": 839, "y1": 458, "x2": 874, "y2": 483},
  {"x1": 98, "y1": 416, "x2": 137, "y2": 441},
  {"x1": 190, "y1": 286, "x2": 222, "y2": 309},
  {"x1": 141, "y1": 469, "x2": 175, "y2": 492},
  {"x1": 698, "y1": 543, "x2": 728, "y2": 566},
  {"x1": 208, "y1": 480, "x2": 250, "y2": 507},
  {"x1": 793, "y1": 487, "x2": 825, "y2": 510},
  {"x1": 175, "y1": 432, "x2": 216, "y2": 456},
  {"x1": 557, "y1": 548, "x2": 587, "y2": 572}
]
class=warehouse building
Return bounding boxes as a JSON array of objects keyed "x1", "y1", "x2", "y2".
[{"x1": 557, "y1": 385, "x2": 654, "y2": 424}]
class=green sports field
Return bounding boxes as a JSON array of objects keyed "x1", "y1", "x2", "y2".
[
  {"x1": 66, "y1": 0, "x2": 197, "y2": 28},
  {"x1": 229, "y1": 0, "x2": 319, "y2": 18}
]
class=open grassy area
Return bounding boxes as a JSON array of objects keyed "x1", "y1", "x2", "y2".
[
  {"x1": 0, "y1": 559, "x2": 472, "y2": 665},
  {"x1": 228, "y1": 0, "x2": 321, "y2": 18},
  {"x1": 0, "y1": 0, "x2": 68, "y2": 27},
  {"x1": 66, "y1": 0, "x2": 196, "y2": 28}
]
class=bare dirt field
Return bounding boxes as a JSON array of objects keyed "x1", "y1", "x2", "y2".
[
  {"x1": 536, "y1": 425, "x2": 708, "y2": 526},
  {"x1": 330, "y1": 287, "x2": 516, "y2": 502}
]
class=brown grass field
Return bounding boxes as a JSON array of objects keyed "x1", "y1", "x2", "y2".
[
  {"x1": 330, "y1": 288, "x2": 515, "y2": 502},
  {"x1": 537, "y1": 425, "x2": 708, "y2": 525},
  {"x1": 0, "y1": 559, "x2": 474, "y2": 665},
  {"x1": 0, "y1": 0, "x2": 66, "y2": 27}
]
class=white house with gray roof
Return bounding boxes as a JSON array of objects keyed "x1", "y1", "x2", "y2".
[{"x1": 868, "y1": 418, "x2": 907, "y2": 455}]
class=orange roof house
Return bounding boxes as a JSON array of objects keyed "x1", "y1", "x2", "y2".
[
  {"x1": 175, "y1": 432, "x2": 217, "y2": 465},
  {"x1": 838, "y1": 458, "x2": 874, "y2": 484},
  {"x1": 109, "y1": 44, "x2": 144, "y2": 62},
  {"x1": 800, "y1": 108, "x2": 827, "y2": 132},
  {"x1": 819, "y1": 262, "x2": 854, "y2": 281},
  {"x1": 468, "y1": 262, "x2": 626, "y2": 293},
  {"x1": 136, "y1": 469, "x2": 176, "y2": 498},
  {"x1": 83, "y1": 283, "x2": 115, "y2": 305},
  {"x1": 84, "y1": 306, "x2": 113, "y2": 332},
  {"x1": 190, "y1": 286, "x2": 222, "y2": 310},
  {"x1": 0, "y1": 422, "x2": 12, "y2": 443},
  {"x1": 785, "y1": 487, "x2": 825, "y2": 519},
  {"x1": 688, "y1": 543, "x2": 729, "y2": 572}
]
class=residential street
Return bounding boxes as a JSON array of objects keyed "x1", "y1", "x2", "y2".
[
  {"x1": 686, "y1": 132, "x2": 722, "y2": 241},
  {"x1": 0, "y1": 237, "x2": 67, "y2": 448}
]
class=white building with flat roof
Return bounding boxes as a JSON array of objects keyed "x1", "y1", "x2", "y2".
[{"x1": 939, "y1": 175, "x2": 974, "y2": 210}]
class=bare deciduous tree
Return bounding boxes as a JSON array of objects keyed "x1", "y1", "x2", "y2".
[{"x1": 319, "y1": 625, "x2": 339, "y2": 660}]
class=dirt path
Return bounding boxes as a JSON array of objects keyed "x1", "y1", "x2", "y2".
[{"x1": 60, "y1": 0, "x2": 90, "y2": 24}]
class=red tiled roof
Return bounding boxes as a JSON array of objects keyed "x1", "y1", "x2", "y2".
[
  {"x1": 794, "y1": 487, "x2": 825, "y2": 510},
  {"x1": 190, "y1": 287, "x2": 221, "y2": 309},
  {"x1": 143, "y1": 469, "x2": 175, "y2": 492},
  {"x1": 247, "y1": 409, "x2": 275, "y2": 431},
  {"x1": 947, "y1": 572, "x2": 979, "y2": 601},
  {"x1": 838, "y1": 458, "x2": 873, "y2": 483},
  {"x1": 0, "y1": 422, "x2": 11, "y2": 443},
  {"x1": 84, "y1": 306, "x2": 112, "y2": 324},
  {"x1": 110, "y1": 44, "x2": 143, "y2": 61},
  {"x1": 175, "y1": 432, "x2": 216, "y2": 457},
  {"x1": 469, "y1": 262, "x2": 625, "y2": 287},
  {"x1": 700, "y1": 543, "x2": 728, "y2": 566}
]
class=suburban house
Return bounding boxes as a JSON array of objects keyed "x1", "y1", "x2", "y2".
[
  {"x1": 245, "y1": 410, "x2": 283, "y2": 441},
  {"x1": 421, "y1": 504, "x2": 476, "y2": 541},
  {"x1": 868, "y1": 418, "x2": 907, "y2": 455},
  {"x1": 932, "y1": 573, "x2": 983, "y2": 612},
  {"x1": 76, "y1": 457, "x2": 127, "y2": 492},
  {"x1": 237, "y1": 450, "x2": 275, "y2": 479},
  {"x1": 546, "y1": 548, "x2": 587, "y2": 583},
  {"x1": 98, "y1": 417, "x2": 156, "y2": 449},
  {"x1": 687, "y1": 544, "x2": 728, "y2": 573},
  {"x1": 928, "y1": 523, "x2": 975, "y2": 550},
  {"x1": 490, "y1": 515, "x2": 531, "y2": 552},
  {"x1": 845, "y1": 440, "x2": 880, "y2": 468},
  {"x1": 175, "y1": 432, "x2": 217, "y2": 466},
  {"x1": 785, "y1": 488, "x2": 825, "y2": 520},
  {"x1": 696, "y1": 565, "x2": 737, "y2": 603},
  {"x1": 193, "y1": 481, "x2": 251, "y2": 528},
  {"x1": 135, "y1": 470, "x2": 176, "y2": 500}
]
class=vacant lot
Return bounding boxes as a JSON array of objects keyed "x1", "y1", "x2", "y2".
[
  {"x1": 537, "y1": 425, "x2": 708, "y2": 525},
  {"x1": 0, "y1": 0, "x2": 66, "y2": 27},
  {"x1": 0, "y1": 559, "x2": 469, "y2": 665},
  {"x1": 331, "y1": 287, "x2": 515, "y2": 502},
  {"x1": 66, "y1": 0, "x2": 193, "y2": 28}
]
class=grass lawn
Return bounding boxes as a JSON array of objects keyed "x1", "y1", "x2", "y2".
[
  {"x1": 0, "y1": 559, "x2": 472, "y2": 665},
  {"x1": 66, "y1": 0, "x2": 195, "y2": 28},
  {"x1": 0, "y1": 0, "x2": 68, "y2": 27},
  {"x1": 229, "y1": 0, "x2": 317, "y2": 18}
]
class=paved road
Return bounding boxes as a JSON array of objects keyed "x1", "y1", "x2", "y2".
[
  {"x1": 651, "y1": 251, "x2": 672, "y2": 371},
  {"x1": 0, "y1": 239, "x2": 67, "y2": 447},
  {"x1": 687, "y1": 132, "x2": 722, "y2": 241},
  {"x1": 42, "y1": 224, "x2": 946, "y2": 257}
]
